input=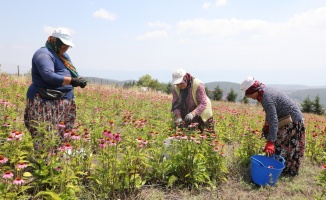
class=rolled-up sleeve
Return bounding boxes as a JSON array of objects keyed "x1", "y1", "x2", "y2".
[{"x1": 192, "y1": 83, "x2": 207, "y2": 115}]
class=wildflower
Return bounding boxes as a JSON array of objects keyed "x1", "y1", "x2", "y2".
[
  {"x1": 199, "y1": 134, "x2": 207, "y2": 139},
  {"x1": 59, "y1": 142, "x2": 73, "y2": 151},
  {"x1": 57, "y1": 122, "x2": 66, "y2": 128},
  {"x1": 0, "y1": 155, "x2": 9, "y2": 164},
  {"x1": 180, "y1": 134, "x2": 187, "y2": 140},
  {"x1": 142, "y1": 140, "x2": 148, "y2": 145},
  {"x1": 14, "y1": 131, "x2": 24, "y2": 139},
  {"x1": 55, "y1": 166, "x2": 63, "y2": 171},
  {"x1": 7, "y1": 135, "x2": 14, "y2": 141},
  {"x1": 16, "y1": 162, "x2": 27, "y2": 169},
  {"x1": 103, "y1": 130, "x2": 113, "y2": 138},
  {"x1": 114, "y1": 133, "x2": 122, "y2": 142},
  {"x1": 109, "y1": 140, "x2": 117, "y2": 146},
  {"x1": 213, "y1": 146, "x2": 220, "y2": 152},
  {"x1": 2, "y1": 170, "x2": 14, "y2": 179},
  {"x1": 137, "y1": 138, "x2": 143, "y2": 143},
  {"x1": 321, "y1": 163, "x2": 326, "y2": 170},
  {"x1": 71, "y1": 133, "x2": 81, "y2": 140},
  {"x1": 13, "y1": 177, "x2": 24, "y2": 185},
  {"x1": 99, "y1": 140, "x2": 106, "y2": 148},
  {"x1": 109, "y1": 120, "x2": 114, "y2": 126}
]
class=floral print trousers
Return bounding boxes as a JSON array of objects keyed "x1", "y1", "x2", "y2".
[
  {"x1": 24, "y1": 96, "x2": 76, "y2": 152},
  {"x1": 275, "y1": 120, "x2": 306, "y2": 176}
]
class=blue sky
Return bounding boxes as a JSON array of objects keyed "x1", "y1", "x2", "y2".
[{"x1": 1, "y1": 0, "x2": 326, "y2": 86}]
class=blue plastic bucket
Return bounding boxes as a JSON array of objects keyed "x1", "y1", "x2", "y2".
[{"x1": 250, "y1": 154, "x2": 285, "y2": 186}]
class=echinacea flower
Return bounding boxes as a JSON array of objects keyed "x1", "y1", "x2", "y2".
[
  {"x1": 2, "y1": 170, "x2": 14, "y2": 179},
  {"x1": 321, "y1": 163, "x2": 326, "y2": 170},
  {"x1": 57, "y1": 122, "x2": 66, "y2": 128},
  {"x1": 13, "y1": 177, "x2": 24, "y2": 185},
  {"x1": 0, "y1": 155, "x2": 9, "y2": 164},
  {"x1": 99, "y1": 141, "x2": 106, "y2": 148},
  {"x1": 55, "y1": 166, "x2": 63, "y2": 171},
  {"x1": 16, "y1": 162, "x2": 27, "y2": 169}
]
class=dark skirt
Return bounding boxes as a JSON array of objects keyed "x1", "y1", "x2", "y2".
[
  {"x1": 275, "y1": 120, "x2": 306, "y2": 176},
  {"x1": 24, "y1": 95, "x2": 76, "y2": 151}
]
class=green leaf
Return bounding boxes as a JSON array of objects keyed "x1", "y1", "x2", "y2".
[
  {"x1": 168, "y1": 175, "x2": 178, "y2": 187},
  {"x1": 23, "y1": 172, "x2": 33, "y2": 177},
  {"x1": 35, "y1": 191, "x2": 62, "y2": 200}
]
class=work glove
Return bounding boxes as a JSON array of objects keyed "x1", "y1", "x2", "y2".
[
  {"x1": 264, "y1": 140, "x2": 275, "y2": 157},
  {"x1": 71, "y1": 77, "x2": 87, "y2": 88},
  {"x1": 175, "y1": 118, "x2": 182, "y2": 125},
  {"x1": 185, "y1": 113, "x2": 194, "y2": 122}
]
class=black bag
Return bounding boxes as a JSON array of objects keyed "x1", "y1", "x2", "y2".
[{"x1": 37, "y1": 87, "x2": 66, "y2": 100}]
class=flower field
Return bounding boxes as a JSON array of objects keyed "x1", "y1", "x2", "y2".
[{"x1": 0, "y1": 74, "x2": 325, "y2": 200}]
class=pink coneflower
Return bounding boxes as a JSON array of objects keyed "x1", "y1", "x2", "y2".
[
  {"x1": 57, "y1": 122, "x2": 66, "y2": 128},
  {"x1": 13, "y1": 177, "x2": 24, "y2": 185},
  {"x1": 321, "y1": 163, "x2": 326, "y2": 170},
  {"x1": 99, "y1": 140, "x2": 106, "y2": 148},
  {"x1": 109, "y1": 120, "x2": 114, "y2": 127},
  {"x1": 142, "y1": 140, "x2": 148, "y2": 145},
  {"x1": 0, "y1": 155, "x2": 8, "y2": 164},
  {"x1": 114, "y1": 133, "x2": 122, "y2": 142},
  {"x1": 7, "y1": 135, "x2": 14, "y2": 141},
  {"x1": 109, "y1": 140, "x2": 117, "y2": 146},
  {"x1": 103, "y1": 130, "x2": 113, "y2": 138},
  {"x1": 16, "y1": 162, "x2": 27, "y2": 169},
  {"x1": 55, "y1": 166, "x2": 63, "y2": 171},
  {"x1": 84, "y1": 136, "x2": 91, "y2": 142},
  {"x1": 136, "y1": 138, "x2": 143, "y2": 143},
  {"x1": 199, "y1": 134, "x2": 207, "y2": 139},
  {"x1": 213, "y1": 146, "x2": 220, "y2": 152},
  {"x1": 2, "y1": 170, "x2": 14, "y2": 179},
  {"x1": 219, "y1": 152, "x2": 226, "y2": 156},
  {"x1": 180, "y1": 134, "x2": 187, "y2": 140},
  {"x1": 71, "y1": 133, "x2": 81, "y2": 140},
  {"x1": 59, "y1": 142, "x2": 73, "y2": 151}
]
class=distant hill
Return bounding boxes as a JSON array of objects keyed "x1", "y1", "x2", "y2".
[
  {"x1": 204, "y1": 81, "x2": 326, "y2": 108},
  {"x1": 84, "y1": 77, "x2": 135, "y2": 87},
  {"x1": 83, "y1": 77, "x2": 326, "y2": 108}
]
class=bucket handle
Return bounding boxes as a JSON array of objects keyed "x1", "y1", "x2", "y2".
[{"x1": 251, "y1": 155, "x2": 285, "y2": 168}]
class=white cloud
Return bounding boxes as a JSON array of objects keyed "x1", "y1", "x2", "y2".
[
  {"x1": 177, "y1": 18, "x2": 269, "y2": 38},
  {"x1": 93, "y1": 9, "x2": 117, "y2": 20},
  {"x1": 177, "y1": 6, "x2": 326, "y2": 40},
  {"x1": 202, "y1": 2, "x2": 212, "y2": 10},
  {"x1": 147, "y1": 21, "x2": 171, "y2": 29},
  {"x1": 136, "y1": 31, "x2": 168, "y2": 40},
  {"x1": 43, "y1": 26, "x2": 74, "y2": 35},
  {"x1": 288, "y1": 7, "x2": 326, "y2": 28},
  {"x1": 215, "y1": 0, "x2": 228, "y2": 7}
]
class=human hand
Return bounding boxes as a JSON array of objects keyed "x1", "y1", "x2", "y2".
[
  {"x1": 185, "y1": 113, "x2": 194, "y2": 122},
  {"x1": 71, "y1": 77, "x2": 87, "y2": 88},
  {"x1": 264, "y1": 140, "x2": 275, "y2": 157},
  {"x1": 175, "y1": 118, "x2": 182, "y2": 125}
]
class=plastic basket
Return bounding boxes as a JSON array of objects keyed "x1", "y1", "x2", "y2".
[{"x1": 250, "y1": 154, "x2": 285, "y2": 186}]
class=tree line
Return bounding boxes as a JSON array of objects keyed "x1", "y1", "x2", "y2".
[{"x1": 124, "y1": 74, "x2": 325, "y2": 116}]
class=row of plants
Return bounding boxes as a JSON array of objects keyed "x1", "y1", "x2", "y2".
[{"x1": 0, "y1": 74, "x2": 325, "y2": 199}]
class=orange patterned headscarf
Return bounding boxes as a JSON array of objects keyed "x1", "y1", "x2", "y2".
[{"x1": 45, "y1": 36, "x2": 79, "y2": 77}]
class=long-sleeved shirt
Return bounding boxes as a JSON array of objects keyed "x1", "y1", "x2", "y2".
[
  {"x1": 172, "y1": 81, "x2": 207, "y2": 117},
  {"x1": 26, "y1": 47, "x2": 74, "y2": 99},
  {"x1": 262, "y1": 87, "x2": 303, "y2": 141}
]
